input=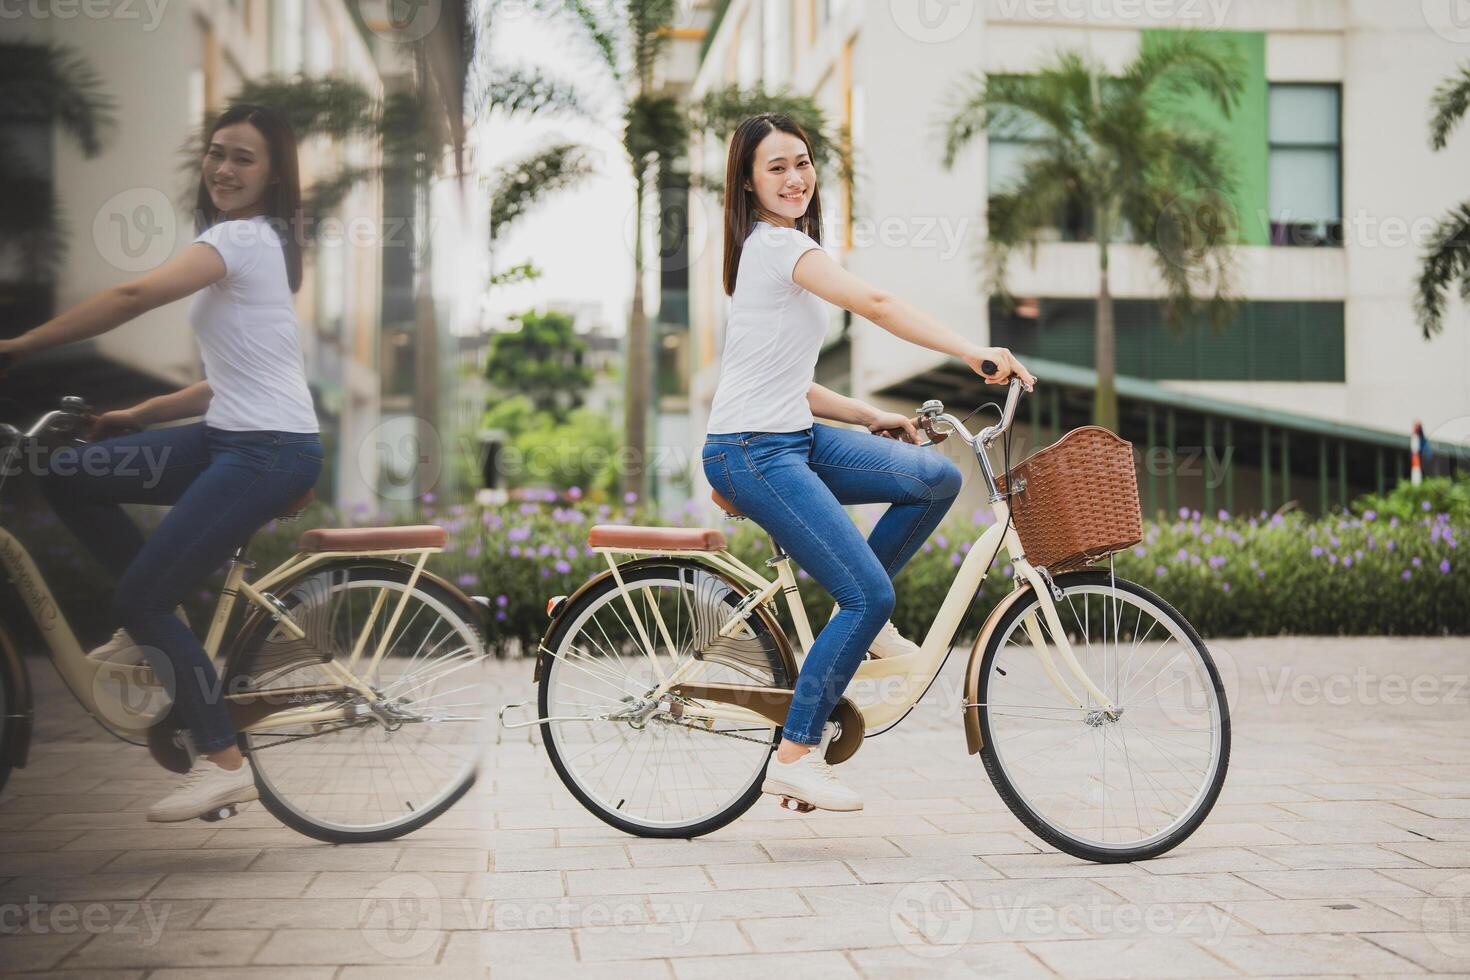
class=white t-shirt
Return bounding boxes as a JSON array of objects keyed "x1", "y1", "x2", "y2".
[
  {"x1": 705, "y1": 221, "x2": 828, "y2": 434},
  {"x1": 188, "y1": 216, "x2": 320, "y2": 433}
]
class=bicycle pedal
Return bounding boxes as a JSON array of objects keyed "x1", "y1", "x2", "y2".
[
  {"x1": 199, "y1": 803, "x2": 242, "y2": 822},
  {"x1": 778, "y1": 796, "x2": 816, "y2": 814}
]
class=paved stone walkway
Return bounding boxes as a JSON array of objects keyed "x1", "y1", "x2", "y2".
[{"x1": 2, "y1": 635, "x2": 1468, "y2": 977}]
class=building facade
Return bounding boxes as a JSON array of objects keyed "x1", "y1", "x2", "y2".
[{"x1": 686, "y1": 0, "x2": 1470, "y2": 520}]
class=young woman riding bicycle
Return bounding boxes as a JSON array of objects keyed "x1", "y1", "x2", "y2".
[
  {"x1": 0, "y1": 104, "x2": 321, "y2": 822},
  {"x1": 703, "y1": 112, "x2": 1036, "y2": 812}
]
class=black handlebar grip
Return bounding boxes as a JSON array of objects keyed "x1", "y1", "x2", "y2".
[{"x1": 981, "y1": 359, "x2": 998, "y2": 377}]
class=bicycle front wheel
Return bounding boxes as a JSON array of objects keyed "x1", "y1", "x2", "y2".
[
  {"x1": 976, "y1": 571, "x2": 1230, "y2": 862},
  {"x1": 538, "y1": 559, "x2": 794, "y2": 838},
  {"x1": 227, "y1": 559, "x2": 487, "y2": 843}
]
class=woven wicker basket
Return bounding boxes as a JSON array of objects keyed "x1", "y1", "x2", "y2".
[{"x1": 994, "y1": 426, "x2": 1143, "y2": 575}]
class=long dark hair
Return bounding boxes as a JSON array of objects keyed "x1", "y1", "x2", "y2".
[
  {"x1": 193, "y1": 103, "x2": 303, "y2": 293},
  {"x1": 722, "y1": 112, "x2": 823, "y2": 296}
]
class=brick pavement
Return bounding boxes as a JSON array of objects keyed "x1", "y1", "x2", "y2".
[{"x1": 1, "y1": 635, "x2": 1467, "y2": 977}]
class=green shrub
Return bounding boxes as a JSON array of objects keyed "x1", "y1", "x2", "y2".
[{"x1": 1351, "y1": 476, "x2": 1470, "y2": 525}]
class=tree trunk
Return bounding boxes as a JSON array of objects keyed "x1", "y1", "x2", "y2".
[
  {"x1": 624, "y1": 171, "x2": 650, "y2": 497},
  {"x1": 1093, "y1": 239, "x2": 1119, "y2": 432}
]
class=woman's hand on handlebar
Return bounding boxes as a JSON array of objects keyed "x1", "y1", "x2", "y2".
[
  {"x1": 867, "y1": 409, "x2": 922, "y2": 444},
  {"x1": 963, "y1": 345, "x2": 1037, "y2": 388},
  {"x1": 85, "y1": 408, "x2": 145, "y2": 442}
]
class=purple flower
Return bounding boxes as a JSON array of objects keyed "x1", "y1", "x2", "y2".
[
  {"x1": 568, "y1": 486, "x2": 583, "y2": 499},
  {"x1": 565, "y1": 546, "x2": 578, "y2": 559},
  {"x1": 509, "y1": 545, "x2": 521, "y2": 557},
  {"x1": 1401, "y1": 569, "x2": 1412, "y2": 580},
  {"x1": 1256, "y1": 569, "x2": 1266, "y2": 578},
  {"x1": 1155, "y1": 565, "x2": 1167, "y2": 577},
  {"x1": 519, "y1": 502, "x2": 537, "y2": 516},
  {"x1": 554, "y1": 560, "x2": 571, "y2": 574},
  {"x1": 1134, "y1": 546, "x2": 1147, "y2": 558},
  {"x1": 1387, "y1": 540, "x2": 1396, "y2": 551},
  {"x1": 508, "y1": 526, "x2": 531, "y2": 542},
  {"x1": 466, "y1": 545, "x2": 481, "y2": 558},
  {"x1": 1221, "y1": 582, "x2": 1231, "y2": 593},
  {"x1": 1412, "y1": 557, "x2": 1422, "y2": 567},
  {"x1": 1202, "y1": 533, "x2": 1213, "y2": 544},
  {"x1": 1002, "y1": 563, "x2": 1013, "y2": 577},
  {"x1": 457, "y1": 573, "x2": 476, "y2": 587},
  {"x1": 1176, "y1": 548, "x2": 1189, "y2": 562},
  {"x1": 495, "y1": 594, "x2": 508, "y2": 607},
  {"x1": 1441, "y1": 559, "x2": 1452, "y2": 574},
  {"x1": 1311, "y1": 546, "x2": 1324, "y2": 557},
  {"x1": 1423, "y1": 500, "x2": 1432, "y2": 511},
  {"x1": 1192, "y1": 510, "x2": 1201, "y2": 521},
  {"x1": 1217, "y1": 509, "x2": 1229, "y2": 521},
  {"x1": 1208, "y1": 555, "x2": 1226, "y2": 569},
  {"x1": 495, "y1": 610, "x2": 507, "y2": 621},
  {"x1": 1342, "y1": 557, "x2": 1353, "y2": 568},
  {"x1": 1364, "y1": 509, "x2": 1376, "y2": 522},
  {"x1": 1178, "y1": 506, "x2": 1190, "y2": 519},
  {"x1": 422, "y1": 492, "x2": 436, "y2": 504},
  {"x1": 540, "y1": 568, "x2": 551, "y2": 579},
  {"x1": 950, "y1": 553, "x2": 962, "y2": 566},
  {"x1": 625, "y1": 491, "x2": 638, "y2": 504},
  {"x1": 1328, "y1": 554, "x2": 1338, "y2": 565}
]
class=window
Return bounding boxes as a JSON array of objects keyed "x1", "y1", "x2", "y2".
[
  {"x1": 1268, "y1": 84, "x2": 1341, "y2": 247},
  {"x1": 986, "y1": 105, "x2": 1093, "y2": 242},
  {"x1": 761, "y1": 0, "x2": 790, "y2": 85}
]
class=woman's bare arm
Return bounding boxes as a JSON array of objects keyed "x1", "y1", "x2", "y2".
[
  {"x1": 792, "y1": 249, "x2": 1036, "y2": 385},
  {"x1": 7, "y1": 244, "x2": 226, "y2": 357},
  {"x1": 135, "y1": 381, "x2": 214, "y2": 426},
  {"x1": 807, "y1": 383, "x2": 877, "y2": 426}
]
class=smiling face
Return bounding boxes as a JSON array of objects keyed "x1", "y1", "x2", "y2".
[
  {"x1": 202, "y1": 122, "x2": 273, "y2": 218},
  {"x1": 747, "y1": 129, "x2": 816, "y2": 224}
]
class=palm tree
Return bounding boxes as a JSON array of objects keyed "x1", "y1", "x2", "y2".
[
  {"x1": 538, "y1": 0, "x2": 683, "y2": 496},
  {"x1": 0, "y1": 42, "x2": 116, "y2": 289},
  {"x1": 941, "y1": 34, "x2": 1245, "y2": 431},
  {"x1": 1415, "y1": 63, "x2": 1470, "y2": 339}
]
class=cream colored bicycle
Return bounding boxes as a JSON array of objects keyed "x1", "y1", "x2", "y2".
[
  {"x1": 505, "y1": 377, "x2": 1230, "y2": 863},
  {"x1": 0, "y1": 396, "x2": 490, "y2": 842}
]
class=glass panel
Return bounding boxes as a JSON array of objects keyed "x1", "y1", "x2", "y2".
[
  {"x1": 987, "y1": 140, "x2": 1032, "y2": 194},
  {"x1": 1269, "y1": 148, "x2": 1339, "y2": 222},
  {"x1": 1269, "y1": 85, "x2": 1339, "y2": 145}
]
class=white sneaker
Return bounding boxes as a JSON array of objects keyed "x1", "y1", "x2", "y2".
[
  {"x1": 829, "y1": 604, "x2": 920, "y2": 659},
  {"x1": 762, "y1": 723, "x2": 863, "y2": 812},
  {"x1": 87, "y1": 607, "x2": 191, "y2": 665},
  {"x1": 147, "y1": 756, "x2": 258, "y2": 822}
]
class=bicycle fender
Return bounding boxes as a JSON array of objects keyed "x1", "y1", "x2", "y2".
[
  {"x1": 534, "y1": 556, "x2": 799, "y2": 684},
  {"x1": 963, "y1": 584, "x2": 1035, "y2": 755},
  {"x1": 0, "y1": 621, "x2": 34, "y2": 771}
]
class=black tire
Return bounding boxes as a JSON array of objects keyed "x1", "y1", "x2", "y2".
[
  {"x1": 538, "y1": 560, "x2": 792, "y2": 839},
  {"x1": 229, "y1": 560, "x2": 485, "y2": 844},
  {"x1": 977, "y1": 571, "x2": 1231, "y2": 863}
]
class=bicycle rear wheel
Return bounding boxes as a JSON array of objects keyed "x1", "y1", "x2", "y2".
[
  {"x1": 976, "y1": 571, "x2": 1230, "y2": 862},
  {"x1": 538, "y1": 559, "x2": 793, "y2": 838},
  {"x1": 227, "y1": 559, "x2": 487, "y2": 843}
]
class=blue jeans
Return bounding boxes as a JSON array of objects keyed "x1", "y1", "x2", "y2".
[
  {"x1": 702, "y1": 424, "x2": 963, "y2": 744},
  {"x1": 39, "y1": 421, "x2": 323, "y2": 753}
]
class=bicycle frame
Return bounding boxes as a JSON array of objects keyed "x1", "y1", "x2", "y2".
[
  {"x1": 582, "y1": 493, "x2": 1116, "y2": 737},
  {"x1": 0, "y1": 522, "x2": 443, "y2": 743}
]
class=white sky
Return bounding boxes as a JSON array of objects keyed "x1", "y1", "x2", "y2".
[{"x1": 475, "y1": 12, "x2": 636, "y2": 334}]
